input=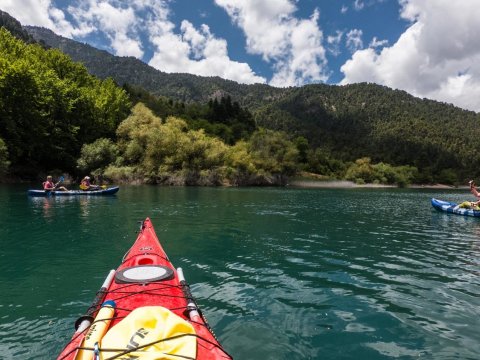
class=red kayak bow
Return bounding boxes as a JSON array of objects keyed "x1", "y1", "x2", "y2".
[{"x1": 58, "y1": 218, "x2": 232, "y2": 360}]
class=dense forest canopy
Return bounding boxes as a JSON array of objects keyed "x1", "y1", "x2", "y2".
[
  {"x1": 0, "y1": 28, "x2": 130, "y2": 177},
  {"x1": 124, "y1": 84, "x2": 256, "y2": 145},
  {"x1": 78, "y1": 103, "x2": 300, "y2": 186},
  {"x1": 255, "y1": 84, "x2": 480, "y2": 183},
  {"x1": 1, "y1": 10, "x2": 480, "y2": 186}
]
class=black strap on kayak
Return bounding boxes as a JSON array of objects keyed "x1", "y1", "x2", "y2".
[
  {"x1": 106, "y1": 282, "x2": 186, "y2": 303},
  {"x1": 77, "y1": 332, "x2": 232, "y2": 360},
  {"x1": 107, "y1": 281, "x2": 225, "y2": 345},
  {"x1": 61, "y1": 303, "x2": 232, "y2": 360}
]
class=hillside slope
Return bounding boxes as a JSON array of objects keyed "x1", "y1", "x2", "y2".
[
  {"x1": 17, "y1": 22, "x2": 480, "y2": 182},
  {"x1": 25, "y1": 26, "x2": 284, "y2": 107}
]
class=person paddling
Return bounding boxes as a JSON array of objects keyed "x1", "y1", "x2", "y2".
[
  {"x1": 459, "y1": 180, "x2": 480, "y2": 209},
  {"x1": 80, "y1": 176, "x2": 101, "y2": 191},
  {"x1": 43, "y1": 175, "x2": 68, "y2": 192},
  {"x1": 470, "y1": 180, "x2": 480, "y2": 198}
]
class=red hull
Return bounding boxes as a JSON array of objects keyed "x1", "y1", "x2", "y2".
[{"x1": 58, "y1": 218, "x2": 231, "y2": 360}]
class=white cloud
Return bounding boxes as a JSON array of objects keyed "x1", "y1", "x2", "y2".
[
  {"x1": 0, "y1": 0, "x2": 265, "y2": 84},
  {"x1": 354, "y1": 0, "x2": 365, "y2": 11},
  {"x1": 67, "y1": 0, "x2": 144, "y2": 58},
  {"x1": 346, "y1": 29, "x2": 363, "y2": 52},
  {"x1": 215, "y1": 0, "x2": 328, "y2": 87},
  {"x1": 341, "y1": 0, "x2": 480, "y2": 112},
  {"x1": 0, "y1": 0, "x2": 80, "y2": 36},
  {"x1": 369, "y1": 37, "x2": 388, "y2": 49},
  {"x1": 327, "y1": 30, "x2": 344, "y2": 56},
  {"x1": 148, "y1": 20, "x2": 265, "y2": 84}
]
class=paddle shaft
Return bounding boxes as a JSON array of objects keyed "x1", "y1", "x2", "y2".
[
  {"x1": 177, "y1": 267, "x2": 223, "y2": 344},
  {"x1": 54, "y1": 176, "x2": 65, "y2": 188},
  {"x1": 176, "y1": 267, "x2": 200, "y2": 321},
  {"x1": 75, "y1": 269, "x2": 116, "y2": 333}
]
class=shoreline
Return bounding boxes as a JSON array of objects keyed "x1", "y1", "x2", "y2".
[
  {"x1": 2, "y1": 176, "x2": 468, "y2": 190},
  {"x1": 288, "y1": 180, "x2": 464, "y2": 189}
]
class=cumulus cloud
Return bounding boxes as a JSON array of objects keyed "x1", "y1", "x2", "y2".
[
  {"x1": 148, "y1": 20, "x2": 265, "y2": 84},
  {"x1": 215, "y1": 0, "x2": 328, "y2": 87},
  {"x1": 0, "y1": 0, "x2": 82, "y2": 36},
  {"x1": 341, "y1": 0, "x2": 480, "y2": 112},
  {"x1": 1, "y1": 0, "x2": 265, "y2": 84},
  {"x1": 2, "y1": 0, "x2": 328, "y2": 87},
  {"x1": 68, "y1": 0, "x2": 144, "y2": 57}
]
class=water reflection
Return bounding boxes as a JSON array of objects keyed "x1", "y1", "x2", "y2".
[{"x1": 28, "y1": 194, "x2": 119, "y2": 221}]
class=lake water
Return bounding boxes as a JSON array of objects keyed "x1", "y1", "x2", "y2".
[{"x1": 0, "y1": 185, "x2": 479, "y2": 359}]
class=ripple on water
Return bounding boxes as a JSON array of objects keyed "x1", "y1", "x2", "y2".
[
  {"x1": 2, "y1": 186, "x2": 480, "y2": 360},
  {"x1": 0, "y1": 316, "x2": 67, "y2": 358}
]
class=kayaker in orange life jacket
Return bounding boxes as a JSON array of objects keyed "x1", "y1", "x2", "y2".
[
  {"x1": 80, "y1": 176, "x2": 101, "y2": 190},
  {"x1": 468, "y1": 180, "x2": 480, "y2": 208},
  {"x1": 43, "y1": 175, "x2": 68, "y2": 191},
  {"x1": 459, "y1": 180, "x2": 480, "y2": 209}
]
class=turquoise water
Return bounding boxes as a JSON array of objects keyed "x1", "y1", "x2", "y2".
[{"x1": 0, "y1": 185, "x2": 479, "y2": 359}]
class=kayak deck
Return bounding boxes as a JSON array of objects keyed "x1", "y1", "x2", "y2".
[
  {"x1": 431, "y1": 198, "x2": 480, "y2": 217},
  {"x1": 28, "y1": 186, "x2": 119, "y2": 196},
  {"x1": 57, "y1": 218, "x2": 231, "y2": 360}
]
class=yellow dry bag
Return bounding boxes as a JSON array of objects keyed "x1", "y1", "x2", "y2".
[{"x1": 99, "y1": 306, "x2": 197, "y2": 360}]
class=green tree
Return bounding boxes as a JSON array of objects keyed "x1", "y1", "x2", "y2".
[
  {"x1": 345, "y1": 157, "x2": 375, "y2": 184},
  {"x1": 345, "y1": 157, "x2": 417, "y2": 186},
  {"x1": 116, "y1": 103, "x2": 167, "y2": 167},
  {"x1": 307, "y1": 148, "x2": 346, "y2": 178},
  {"x1": 248, "y1": 129, "x2": 299, "y2": 174},
  {"x1": 77, "y1": 138, "x2": 118, "y2": 176},
  {"x1": 225, "y1": 140, "x2": 257, "y2": 185},
  {"x1": 0, "y1": 138, "x2": 10, "y2": 177},
  {"x1": 0, "y1": 29, "x2": 130, "y2": 177},
  {"x1": 113, "y1": 104, "x2": 229, "y2": 184},
  {"x1": 294, "y1": 136, "x2": 309, "y2": 164}
]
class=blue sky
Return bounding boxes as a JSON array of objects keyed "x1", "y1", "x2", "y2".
[{"x1": 1, "y1": 1, "x2": 479, "y2": 112}]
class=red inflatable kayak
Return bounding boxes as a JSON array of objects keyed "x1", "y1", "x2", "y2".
[{"x1": 58, "y1": 218, "x2": 232, "y2": 360}]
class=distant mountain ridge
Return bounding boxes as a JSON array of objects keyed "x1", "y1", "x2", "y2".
[
  {"x1": 23, "y1": 25, "x2": 479, "y2": 115},
  {"x1": 2, "y1": 12, "x2": 480, "y2": 182},
  {"x1": 0, "y1": 10, "x2": 39, "y2": 45},
  {"x1": 25, "y1": 25, "x2": 284, "y2": 107}
]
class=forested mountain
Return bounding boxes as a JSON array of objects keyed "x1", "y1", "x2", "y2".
[
  {"x1": 0, "y1": 10, "x2": 38, "y2": 45},
  {"x1": 1, "y1": 11, "x2": 480, "y2": 185},
  {"x1": 25, "y1": 26, "x2": 283, "y2": 107},
  {"x1": 255, "y1": 84, "x2": 480, "y2": 182},
  {"x1": 0, "y1": 26, "x2": 299, "y2": 186}
]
